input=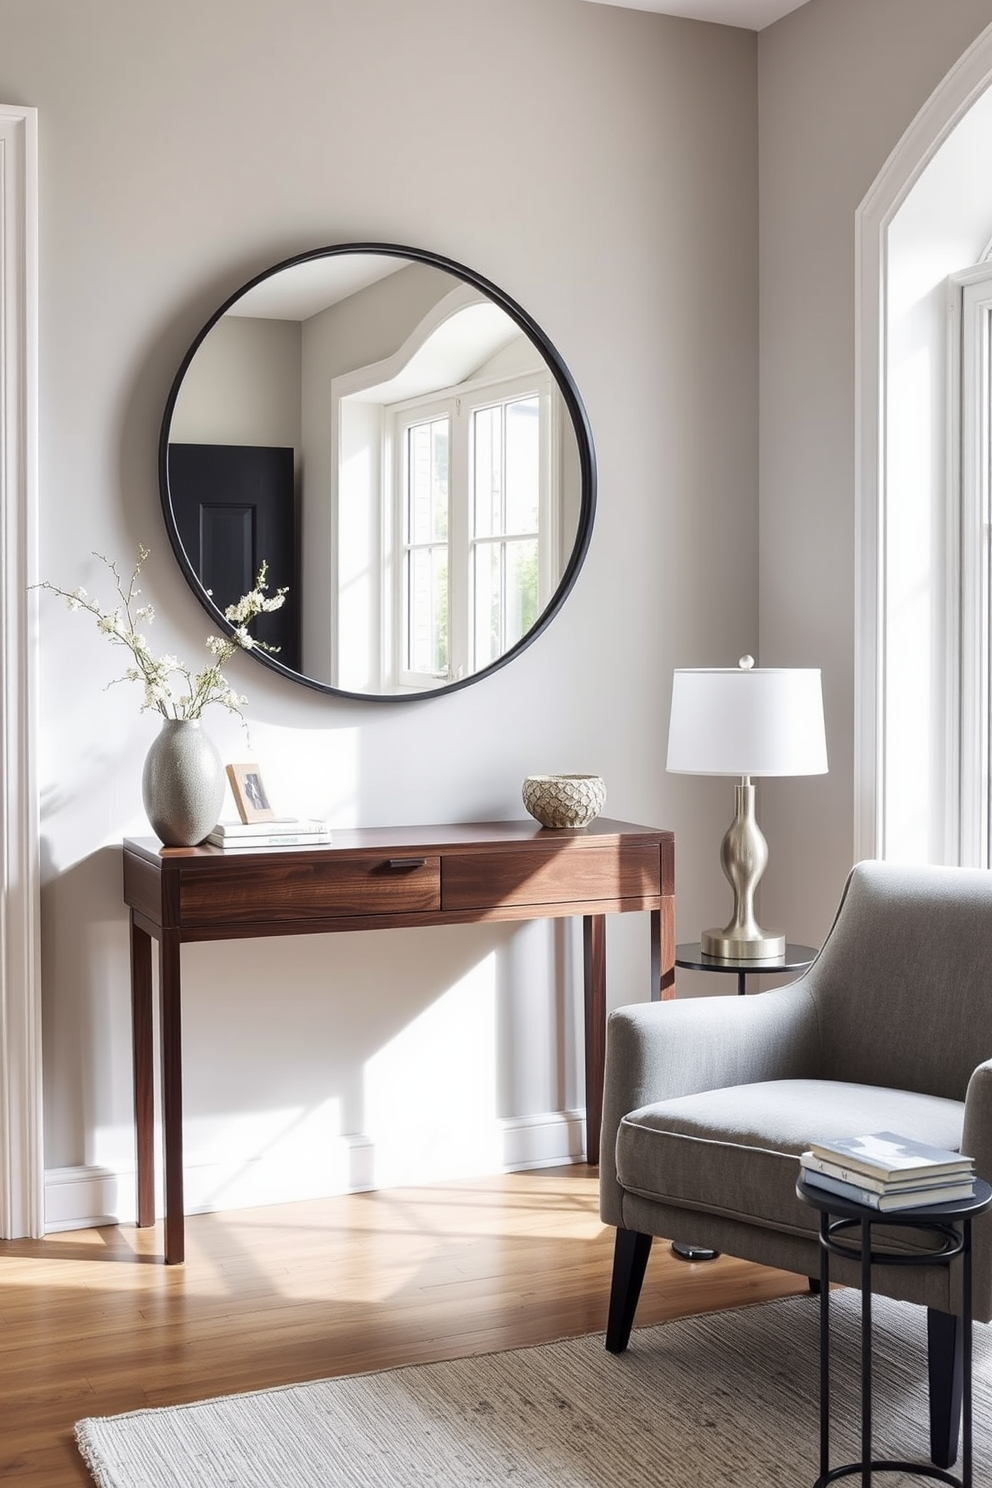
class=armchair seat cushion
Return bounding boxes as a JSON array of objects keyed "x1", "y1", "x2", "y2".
[{"x1": 616, "y1": 1078, "x2": 966, "y2": 1236}]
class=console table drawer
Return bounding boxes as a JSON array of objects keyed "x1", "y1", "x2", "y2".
[
  {"x1": 442, "y1": 843, "x2": 661, "y2": 911},
  {"x1": 179, "y1": 855, "x2": 441, "y2": 925}
]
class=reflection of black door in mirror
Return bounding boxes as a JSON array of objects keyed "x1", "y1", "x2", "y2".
[{"x1": 167, "y1": 444, "x2": 300, "y2": 672}]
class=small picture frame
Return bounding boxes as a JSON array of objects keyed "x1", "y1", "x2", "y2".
[{"x1": 226, "y1": 762, "x2": 275, "y2": 823}]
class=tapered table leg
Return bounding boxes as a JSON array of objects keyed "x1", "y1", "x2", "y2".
[
  {"x1": 652, "y1": 907, "x2": 679, "y2": 1000},
  {"x1": 650, "y1": 908, "x2": 661, "y2": 1001},
  {"x1": 130, "y1": 916, "x2": 155, "y2": 1229},
  {"x1": 583, "y1": 913, "x2": 607, "y2": 1167},
  {"x1": 585, "y1": 908, "x2": 673, "y2": 1166},
  {"x1": 159, "y1": 929, "x2": 185, "y2": 1265},
  {"x1": 657, "y1": 894, "x2": 676, "y2": 1000}
]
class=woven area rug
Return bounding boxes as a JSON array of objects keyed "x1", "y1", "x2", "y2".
[{"x1": 75, "y1": 1290, "x2": 992, "y2": 1488}]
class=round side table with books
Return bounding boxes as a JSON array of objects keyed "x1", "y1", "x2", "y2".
[{"x1": 796, "y1": 1173, "x2": 992, "y2": 1488}]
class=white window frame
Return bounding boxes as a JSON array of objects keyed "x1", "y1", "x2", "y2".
[
  {"x1": 950, "y1": 264, "x2": 992, "y2": 867},
  {"x1": 0, "y1": 104, "x2": 42, "y2": 1238},
  {"x1": 854, "y1": 23, "x2": 992, "y2": 867},
  {"x1": 395, "y1": 398, "x2": 455, "y2": 688},
  {"x1": 388, "y1": 368, "x2": 559, "y2": 691}
]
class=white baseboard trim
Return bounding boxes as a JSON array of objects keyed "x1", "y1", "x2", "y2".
[
  {"x1": 499, "y1": 1108, "x2": 587, "y2": 1170},
  {"x1": 43, "y1": 1110, "x2": 588, "y2": 1232},
  {"x1": 45, "y1": 1165, "x2": 129, "y2": 1232}
]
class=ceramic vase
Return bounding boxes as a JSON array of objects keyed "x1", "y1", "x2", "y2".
[{"x1": 141, "y1": 718, "x2": 225, "y2": 847}]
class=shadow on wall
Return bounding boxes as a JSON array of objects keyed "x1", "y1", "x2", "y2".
[{"x1": 40, "y1": 845, "x2": 134, "y2": 1170}]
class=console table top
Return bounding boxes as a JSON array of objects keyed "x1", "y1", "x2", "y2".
[{"x1": 124, "y1": 816, "x2": 674, "y2": 865}]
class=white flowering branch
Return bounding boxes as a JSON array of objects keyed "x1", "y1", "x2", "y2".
[{"x1": 37, "y1": 544, "x2": 287, "y2": 723}]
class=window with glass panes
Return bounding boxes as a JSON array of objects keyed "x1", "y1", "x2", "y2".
[
  {"x1": 471, "y1": 394, "x2": 540, "y2": 669},
  {"x1": 394, "y1": 372, "x2": 554, "y2": 688},
  {"x1": 403, "y1": 415, "x2": 450, "y2": 678}
]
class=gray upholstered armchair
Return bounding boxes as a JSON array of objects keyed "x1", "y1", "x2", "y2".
[{"x1": 600, "y1": 860, "x2": 992, "y2": 1470}]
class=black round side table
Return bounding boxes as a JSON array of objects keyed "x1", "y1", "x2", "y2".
[
  {"x1": 675, "y1": 941, "x2": 818, "y2": 996},
  {"x1": 797, "y1": 1174, "x2": 992, "y2": 1487}
]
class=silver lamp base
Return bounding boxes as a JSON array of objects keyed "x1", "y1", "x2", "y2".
[
  {"x1": 701, "y1": 925, "x2": 785, "y2": 959},
  {"x1": 701, "y1": 777, "x2": 785, "y2": 960}
]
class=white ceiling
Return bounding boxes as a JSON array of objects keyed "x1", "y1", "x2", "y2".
[{"x1": 582, "y1": 0, "x2": 808, "y2": 30}]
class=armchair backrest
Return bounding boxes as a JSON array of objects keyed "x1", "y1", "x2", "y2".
[{"x1": 805, "y1": 860, "x2": 992, "y2": 1101}]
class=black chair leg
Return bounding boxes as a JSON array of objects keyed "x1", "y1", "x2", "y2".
[
  {"x1": 807, "y1": 1277, "x2": 821, "y2": 1295},
  {"x1": 927, "y1": 1306, "x2": 963, "y2": 1469},
  {"x1": 605, "y1": 1229, "x2": 653, "y2": 1353}
]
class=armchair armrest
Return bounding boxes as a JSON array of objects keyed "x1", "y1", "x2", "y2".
[
  {"x1": 961, "y1": 1059, "x2": 992, "y2": 1322},
  {"x1": 962, "y1": 1059, "x2": 992, "y2": 1179},
  {"x1": 599, "y1": 984, "x2": 819, "y2": 1224}
]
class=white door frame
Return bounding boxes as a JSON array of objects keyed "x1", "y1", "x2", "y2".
[
  {"x1": 855, "y1": 23, "x2": 992, "y2": 863},
  {"x1": 0, "y1": 104, "x2": 43, "y2": 1238}
]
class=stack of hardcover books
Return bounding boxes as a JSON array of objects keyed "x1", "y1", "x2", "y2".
[
  {"x1": 799, "y1": 1130, "x2": 976, "y2": 1211},
  {"x1": 206, "y1": 818, "x2": 332, "y2": 850}
]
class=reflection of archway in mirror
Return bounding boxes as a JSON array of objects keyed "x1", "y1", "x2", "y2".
[{"x1": 160, "y1": 244, "x2": 596, "y2": 701}]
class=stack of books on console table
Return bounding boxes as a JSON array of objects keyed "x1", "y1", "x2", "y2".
[
  {"x1": 206, "y1": 819, "x2": 332, "y2": 850},
  {"x1": 799, "y1": 1130, "x2": 976, "y2": 1211}
]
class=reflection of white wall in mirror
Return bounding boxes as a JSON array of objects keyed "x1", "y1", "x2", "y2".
[
  {"x1": 472, "y1": 332, "x2": 543, "y2": 383},
  {"x1": 170, "y1": 316, "x2": 302, "y2": 449},
  {"x1": 227, "y1": 254, "x2": 406, "y2": 321},
  {"x1": 336, "y1": 408, "x2": 381, "y2": 693},
  {"x1": 361, "y1": 300, "x2": 524, "y2": 401}
]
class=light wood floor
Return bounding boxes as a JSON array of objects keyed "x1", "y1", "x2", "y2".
[{"x1": 0, "y1": 1165, "x2": 808, "y2": 1485}]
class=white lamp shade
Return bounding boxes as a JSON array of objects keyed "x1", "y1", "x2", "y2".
[{"x1": 667, "y1": 666, "x2": 828, "y2": 777}]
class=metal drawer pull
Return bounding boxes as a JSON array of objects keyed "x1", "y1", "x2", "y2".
[{"x1": 386, "y1": 857, "x2": 427, "y2": 870}]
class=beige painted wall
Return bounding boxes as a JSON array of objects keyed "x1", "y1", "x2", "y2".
[
  {"x1": 0, "y1": 0, "x2": 759, "y2": 1219},
  {"x1": 756, "y1": 0, "x2": 992, "y2": 949},
  {"x1": 9, "y1": 0, "x2": 992, "y2": 1226}
]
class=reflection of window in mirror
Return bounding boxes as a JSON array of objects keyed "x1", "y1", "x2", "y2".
[
  {"x1": 392, "y1": 372, "x2": 557, "y2": 689},
  {"x1": 330, "y1": 282, "x2": 566, "y2": 695}
]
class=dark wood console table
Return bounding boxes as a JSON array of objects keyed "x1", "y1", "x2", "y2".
[{"x1": 123, "y1": 817, "x2": 675, "y2": 1263}]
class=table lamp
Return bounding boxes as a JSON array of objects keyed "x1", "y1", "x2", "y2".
[{"x1": 667, "y1": 656, "x2": 827, "y2": 959}]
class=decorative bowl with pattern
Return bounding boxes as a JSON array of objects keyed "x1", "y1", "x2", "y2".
[{"x1": 521, "y1": 774, "x2": 606, "y2": 829}]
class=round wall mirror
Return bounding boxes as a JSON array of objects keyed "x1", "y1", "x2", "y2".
[{"x1": 158, "y1": 242, "x2": 596, "y2": 701}]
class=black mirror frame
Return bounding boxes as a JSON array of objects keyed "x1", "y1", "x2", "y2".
[{"x1": 158, "y1": 242, "x2": 597, "y2": 703}]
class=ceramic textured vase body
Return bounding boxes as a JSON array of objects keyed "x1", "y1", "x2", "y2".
[
  {"x1": 141, "y1": 718, "x2": 226, "y2": 847},
  {"x1": 521, "y1": 774, "x2": 606, "y2": 829}
]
